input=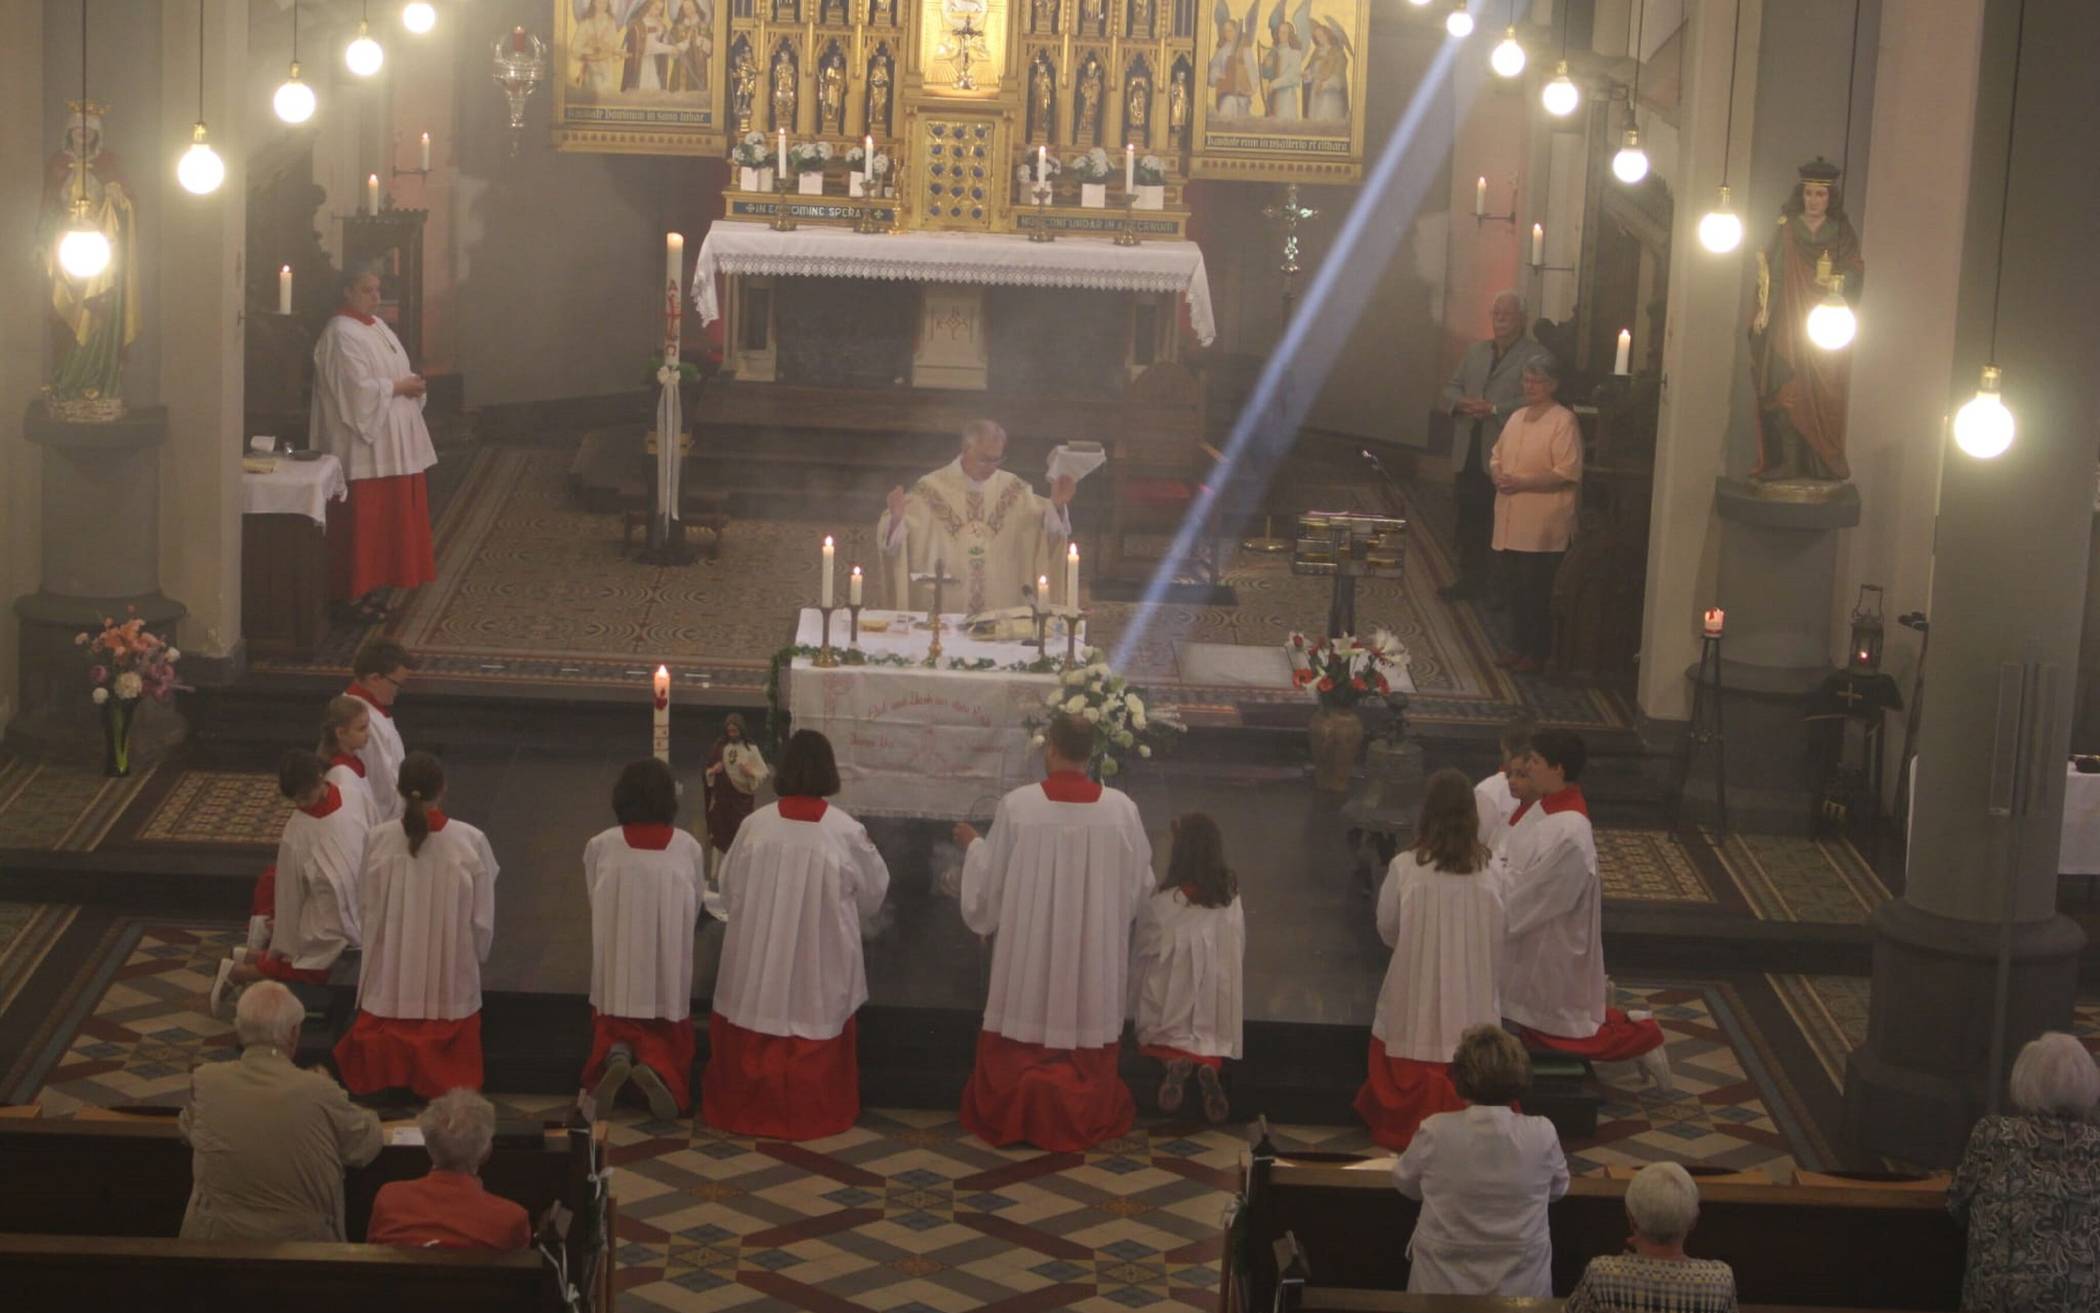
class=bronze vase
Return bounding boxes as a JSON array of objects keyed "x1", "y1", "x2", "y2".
[{"x1": 1307, "y1": 703, "x2": 1364, "y2": 792}]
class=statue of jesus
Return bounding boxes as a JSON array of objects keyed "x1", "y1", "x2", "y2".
[{"x1": 877, "y1": 420, "x2": 1077, "y2": 613}]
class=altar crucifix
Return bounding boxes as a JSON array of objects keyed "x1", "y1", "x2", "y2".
[{"x1": 948, "y1": 15, "x2": 986, "y2": 89}]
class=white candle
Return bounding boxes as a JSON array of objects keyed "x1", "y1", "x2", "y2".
[
  {"x1": 777, "y1": 127, "x2": 787, "y2": 175},
  {"x1": 419, "y1": 131, "x2": 431, "y2": 171},
  {"x1": 1037, "y1": 574, "x2": 1049, "y2": 606},
  {"x1": 821, "y1": 535, "x2": 835, "y2": 608},
  {"x1": 1703, "y1": 608, "x2": 1725, "y2": 638},
  {"x1": 1065, "y1": 542, "x2": 1080, "y2": 606},
  {"x1": 277, "y1": 265, "x2": 292, "y2": 315},
  {"x1": 1614, "y1": 328, "x2": 1632, "y2": 375},
  {"x1": 849, "y1": 564, "x2": 863, "y2": 607},
  {"x1": 1531, "y1": 222, "x2": 1544, "y2": 266},
  {"x1": 1037, "y1": 144, "x2": 1046, "y2": 183},
  {"x1": 651, "y1": 665, "x2": 670, "y2": 764},
  {"x1": 367, "y1": 173, "x2": 380, "y2": 213},
  {"x1": 665, "y1": 232, "x2": 684, "y2": 295},
  {"x1": 1125, "y1": 144, "x2": 1135, "y2": 192},
  {"x1": 1475, "y1": 176, "x2": 1486, "y2": 216}
]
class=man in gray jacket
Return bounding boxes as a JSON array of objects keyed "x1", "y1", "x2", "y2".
[{"x1": 1437, "y1": 292, "x2": 1550, "y2": 603}]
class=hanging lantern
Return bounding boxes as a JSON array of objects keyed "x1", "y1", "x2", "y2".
[
  {"x1": 1848, "y1": 585, "x2": 1886, "y2": 672},
  {"x1": 491, "y1": 28, "x2": 548, "y2": 156}
]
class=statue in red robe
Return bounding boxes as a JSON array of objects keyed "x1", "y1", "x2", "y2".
[{"x1": 1749, "y1": 157, "x2": 1865, "y2": 483}]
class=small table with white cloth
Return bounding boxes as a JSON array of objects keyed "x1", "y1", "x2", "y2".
[
  {"x1": 2061, "y1": 763, "x2": 2100, "y2": 892},
  {"x1": 240, "y1": 454, "x2": 346, "y2": 659}
]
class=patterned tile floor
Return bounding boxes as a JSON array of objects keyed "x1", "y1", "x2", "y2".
[
  {"x1": 0, "y1": 753, "x2": 158, "y2": 851},
  {"x1": 1768, "y1": 973, "x2": 2100, "y2": 1095},
  {"x1": 1710, "y1": 830, "x2": 1891, "y2": 924}
]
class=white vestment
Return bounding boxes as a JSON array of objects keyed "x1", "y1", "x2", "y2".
[
  {"x1": 713, "y1": 802, "x2": 891, "y2": 1039},
  {"x1": 1266, "y1": 42, "x2": 1305, "y2": 120},
  {"x1": 355, "y1": 818, "x2": 499, "y2": 1020},
  {"x1": 1500, "y1": 797, "x2": 1605, "y2": 1038},
  {"x1": 1473, "y1": 772, "x2": 1516, "y2": 841},
  {"x1": 960, "y1": 778, "x2": 1154, "y2": 1050},
  {"x1": 309, "y1": 314, "x2": 436, "y2": 484},
  {"x1": 326, "y1": 760, "x2": 380, "y2": 831},
  {"x1": 1372, "y1": 852, "x2": 1506, "y2": 1062},
  {"x1": 583, "y1": 825, "x2": 707, "y2": 1021},
  {"x1": 1131, "y1": 890, "x2": 1244, "y2": 1059},
  {"x1": 1393, "y1": 1104, "x2": 1569, "y2": 1297},
  {"x1": 268, "y1": 787, "x2": 372, "y2": 967},
  {"x1": 346, "y1": 688, "x2": 405, "y2": 825},
  {"x1": 877, "y1": 459, "x2": 1072, "y2": 613}
]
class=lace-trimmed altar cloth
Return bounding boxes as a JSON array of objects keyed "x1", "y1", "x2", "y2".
[{"x1": 692, "y1": 221, "x2": 1217, "y2": 345}]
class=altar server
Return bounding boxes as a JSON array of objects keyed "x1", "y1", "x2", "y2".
[
  {"x1": 1356, "y1": 769, "x2": 1507, "y2": 1150},
  {"x1": 334, "y1": 752, "x2": 499, "y2": 1098},
  {"x1": 877, "y1": 419, "x2": 1076, "y2": 614},
  {"x1": 211, "y1": 750, "x2": 372, "y2": 1017},
  {"x1": 345, "y1": 638, "x2": 414, "y2": 824},
  {"x1": 957, "y1": 712, "x2": 1154, "y2": 1150},
  {"x1": 704, "y1": 731, "x2": 890, "y2": 1139},
  {"x1": 1131, "y1": 812, "x2": 1243, "y2": 1124},
  {"x1": 311, "y1": 267, "x2": 437, "y2": 621},
  {"x1": 1475, "y1": 720, "x2": 1535, "y2": 842},
  {"x1": 319, "y1": 693, "x2": 379, "y2": 829},
  {"x1": 1501, "y1": 729, "x2": 1668, "y2": 1080},
  {"x1": 583, "y1": 758, "x2": 707, "y2": 1120}
]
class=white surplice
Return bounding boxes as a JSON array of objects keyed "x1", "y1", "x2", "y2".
[
  {"x1": 268, "y1": 787, "x2": 371, "y2": 966},
  {"x1": 1393, "y1": 1104, "x2": 1569, "y2": 1296},
  {"x1": 1130, "y1": 890, "x2": 1245, "y2": 1059},
  {"x1": 960, "y1": 778, "x2": 1154, "y2": 1050},
  {"x1": 309, "y1": 313, "x2": 436, "y2": 484},
  {"x1": 356, "y1": 818, "x2": 499, "y2": 1020},
  {"x1": 583, "y1": 826, "x2": 707, "y2": 1022},
  {"x1": 346, "y1": 687, "x2": 405, "y2": 825},
  {"x1": 1372, "y1": 853, "x2": 1507, "y2": 1062},
  {"x1": 876, "y1": 459, "x2": 1072, "y2": 613},
  {"x1": 325, "y1": 760, "x2": 379, "y2": 831},
  {"x1": 1473, "y1": 772, "x2": 1516, "y2": 840},
  {"x1": 1499, "y1": 796, "x2": 1605, "y2": 1039},
  {"x1": 713, "y1": 802, "x2": 891, "y2": 1040}
]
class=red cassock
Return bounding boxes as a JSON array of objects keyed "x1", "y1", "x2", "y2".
[
  {"x1": 962, "y1": 1029, "x2": 1133, "y2": 1152},
  {"x1": 366, "y1": 1170, "x2": 533, "y2": 1250},
  {"x1": 584, "y1": 1012, "x2": 697, "y2": 1115},
  {"x1": 701, "y1": 1012, "x2": 860, "y2": 1141},
  {"x1": 327, "y1": 472, "x2": 436, "y2": 601},
  {"x1": 1353, "y1": 1042, "x2": 1466, "y2": 1151},
  {"x1": 334, "y1": 1011, "x2": 483, "y2": 1099},
  {"x1": 1511, "y1": 1007, "x2": 1666, "y2": 1062}
]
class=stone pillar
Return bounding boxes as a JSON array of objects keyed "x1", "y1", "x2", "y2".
[
  {"x1": 1843, "y1": 0, "x2": 2096, "y2": 1167},
  {"x1": 0, "y1": 4, "x2": 44, "y2": 733}
]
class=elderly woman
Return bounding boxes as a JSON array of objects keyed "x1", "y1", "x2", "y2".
[
  {"x1": 1564, "y1": 1162, "x2": 1738, "y2": 1312},
  {"x1": 367, "y1": 1088, "x2": 532, "y2": 1249},
  {"x1": 1488, "y1": 355, "x2": 1582, "y2": 673},
  {"x1": 1948, "y1": 1032, "x2": 2100, "y2": 1312},
  {"x1": 178, "y1": 982, "x2": 383, "y2": 1240},
  {"x1": 1393, "y1": 1024, "x2": 1569, "y2": 1295}
]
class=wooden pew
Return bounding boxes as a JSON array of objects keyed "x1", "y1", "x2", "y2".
[
  {"x1": 1228, "y1": 1139, "x2": 1964, "y2": 1313},
  {"x1": 1295, "y1": 1295, "x2": 1938, "y2": 1313}
]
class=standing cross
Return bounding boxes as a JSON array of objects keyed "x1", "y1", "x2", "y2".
[{"x1": 1262, "y1": 183, "x2": 1320, "y2": 319}]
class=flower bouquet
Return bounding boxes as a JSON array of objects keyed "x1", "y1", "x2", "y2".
[
  {"x1": 1026, "y1": 657, "x2": 1184, "y2": 779},
  {"x1": 730, "y1": 132, "x2": 773, "y2": 191},
  {"x1": 1067, "y1": 147, "x2": 1113, "y2": 206},
  {"x1": 788, "y1": 139, "x2": 833, "y2": 194},
  {"x1": 846, "y1": 144, "x2": 891, "y2": 196},
  {"x1": 1133, "y1": 154, "x2": 1167, "y2": 209},
  {"x1": 1286, "y1": 629, "x2": 1411, "y2": 709},
  {"x1": 77, "y1": 612, "x2": 189, "y2": 776}
]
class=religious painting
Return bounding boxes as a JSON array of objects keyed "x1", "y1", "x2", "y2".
[
  {"x1": 919, "y1": 0, "x2": 1011, "y2": 96},
  {"x1": 554, "y1": 0, "x2": 727, "y2": 154},
  {"x1": 1189, "y1": 0, "x2": 1366, "y2": 180}
]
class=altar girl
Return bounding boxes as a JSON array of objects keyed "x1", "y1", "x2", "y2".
[{"x1": 1131, "y1": 812, "x2": 1245, "y2": 1123}]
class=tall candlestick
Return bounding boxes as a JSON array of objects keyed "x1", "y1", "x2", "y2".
[
  {"x1": 1531, "y1": 222, "x2": 1544, "y2": 265},
  {"x1": 849, "y1": 564, "x2": 863, "y2": 607},
  {"x1": 820, "y1": 535, "x2": 835, "y2": 608},
  {"x1": 1613, "y1": 327, "x2": 1632, "y2": 376},
  {"x1": 651, "y1": 665, "x2": 670, "y2": 764},
  {"x1": 1065, "y1": 542, "x2": 1080, "y2": 607},
  {"x1": 277, "y1": 265, "x2": 292, "y2": 315},
  {"x1": 419, "y1": 131, "x2": 432, "y2": 172},
  {"x1": 1475, "y1": 175, "x2": 1486, "y2": 216},
  {"x1": 1125, "y1": 143, "x2": 1135, "y2": 192},
  {"x1": 367, "y1": 172, "x2": 380, "y2": 213},
  {"x1": 777, "y1": 127, "x2": 787, "y2": 175}
]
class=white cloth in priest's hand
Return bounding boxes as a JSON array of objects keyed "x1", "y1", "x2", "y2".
[{"x1": 1048, "y1": 442, "x2": 1107, "y2": 486}]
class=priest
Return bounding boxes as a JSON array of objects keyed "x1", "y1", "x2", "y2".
[
  {"x1": 878, "y1": 420, "x2": 1076, "y2": 614},
  {"x1": 956, "y1": 712, "x2": 1154, "y2": 1150},
  {"x1": 1499, "y1": 729, "x2": 1668, "y2": 1080}
]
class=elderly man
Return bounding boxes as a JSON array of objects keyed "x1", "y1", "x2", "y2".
[
  {"x1": 178, "y1": 982, "x2": 383, "y2": 1241},
  {"x1": 1437, "y1": 292, "x2": 1550, "y2": 603},
  {"x1": 367, "y1": 1088, "x2": 533, "y2": 1250},
  {"x1": 878, "y1": 420, "x2": 1075, "y2": 614}
]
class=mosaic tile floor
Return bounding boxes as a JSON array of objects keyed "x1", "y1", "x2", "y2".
[
  {"x1": 133, "y1": 771, "x2": 292, "y2": 847},
  {"x1": 0, "y1": 753, "x2": 158, "y2": 851},
  {"x1": 1709, "y1": 830, "x2": 1891, "y2": 924}
]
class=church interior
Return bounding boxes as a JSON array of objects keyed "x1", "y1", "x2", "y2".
[{"x1": 3, "y1": 0, "x2": 2099, "y2": 1309}]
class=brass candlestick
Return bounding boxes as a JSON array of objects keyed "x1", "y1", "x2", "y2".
[
  {"x1": 854, "y1": 170, "x2": 886, "y2": 234},
  {"x1": 771, "y1": 172, "x2": 798, "y2": 232},
  {"x1": 847, "y1": 602, "x2": 863, "y2": 646},
  {"x1": 1113, "y1": 194, "x2": 1141, "y2": 247},
  {"x1": 1027, "y1": 180, "x2": 1055, "y2": 243},
  {"x1": 1063, "y1": 607, "x2": 1088, "y2": 669},
  {"x1": 912, "y1": 566, "x2": 957, "y2": 666},
  {"x1": 813, "y1": 606, "x2": 840, "y2": 667}
]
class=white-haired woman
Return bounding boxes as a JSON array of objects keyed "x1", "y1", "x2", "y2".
[
  {"x1": 1949, "y1": 1032, "x2": 2100, "y2": 1311},
  {"x1": 179, "y1": 982, "x2": 382, "y2": 1240},
  {"x1": 367, "y1": 1087, "x2": 532, "y2": 1249},
  {"x1": 1564, "y1": 1162, "x2": 1737, "y2": 1312}
]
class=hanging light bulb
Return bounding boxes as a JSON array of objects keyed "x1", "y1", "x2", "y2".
[
  {"x1": 177, "y1": 122, "x2": 226, "y2": 195},
  {"x1": 1406, "y1": 0, "x2": 1431, "y2": 7},
  {"x1": 274, "y1": 62, "x2": 317, "y2": 123},
  {"x1": 1541, "y1": 61, "x2": 1579, "y2": 116},
  {"x1": 1445, "y1": 4, "x2": 1474, "y2": 38},
  {"x1": 1611, "y1": 128, "x2": 1648, "y2": 184},
  {"x1": 1804, "y1": 252, "x2": 1857, "y2": 349},
  {"x1": 346, "y1": 19, "x2": 385, "y2": 76},
  {"x1": 1952, "y1": 365, "x2": 2014, "y2": 459},
  {"x1": 1490, "y1": 27, "x2": 1526, "y2": 77},
  {"x1": 401, "y1": 2, "x2": 436, "y2": 33},
  {"x1": 1697, "y1": 185, "x2": 1742, "y2": 253},
  {"x1": 57, "y1": 205, "x2": 112, "y2": 280}
]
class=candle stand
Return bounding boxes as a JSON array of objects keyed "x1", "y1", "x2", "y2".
[
  {"x1": 1028, "y1": 181, "x2": 1055, "y2": 243},
  {"x1": 1062, "y1": 608, "x2": 1088, "y2": 670},
  {"x1": 1114, "y1": 194, "x2": 1142, "y2": 248},
  {"x1": 847, "y1": 602, "x2": 863, "y2": 648},
  {"x1": 813, "y1": 606, "x2": 841, "y2": 667},
  {"x1": 771, "y1": 173, "x2": 798, "y2": 232},
  {"x1": 912, "y1": 566, "x2": 957, "y2": 667},
  {"x1": 1671, "y1": 630, "x2": 1729, "y2": 834}
]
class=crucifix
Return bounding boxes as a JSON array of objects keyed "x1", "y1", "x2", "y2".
[
  {"x1": 1262, "y1": 183, "x2": 1320, "y2": 318},
  {"x1": 948, "y1": 16, "x2": 985, "y2": 89}
]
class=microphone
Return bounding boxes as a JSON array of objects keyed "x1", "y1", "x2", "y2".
[{"x1": 1359, "y1": 447, "x2": 1384, "y2": 473}]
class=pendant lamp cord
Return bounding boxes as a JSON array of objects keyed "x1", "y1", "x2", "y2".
[
  {"x1": 1839, "y1": 0, "x2": 1860, "y2": 179},
  {"x1": 197, "y1": 0, "x2": 206, "y2": 121},
  {"x1": 1719, "y1": 0, "x2": 1741, "y2": 185},
  {"x1": 1628, "y1": 0, "x2": 1644, "y2": 116},
  {"x1": 1987, "y1": 0, "x2": 2026, "y2": 362},
  {"x1": 291, "y1": 0, "x2": 299, "y2": 62},
  {"x1": 76, "y1": 0, "x2": 88, "y2": 205}
]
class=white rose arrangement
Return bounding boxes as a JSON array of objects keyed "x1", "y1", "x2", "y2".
[{"x1": 1026, "y1": 655, "x2": 1183, "y2": 778}]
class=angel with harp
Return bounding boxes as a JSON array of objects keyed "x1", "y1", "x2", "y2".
[{"x1": 1208, "y1": 0, "x2": 1263, "y2": 118}]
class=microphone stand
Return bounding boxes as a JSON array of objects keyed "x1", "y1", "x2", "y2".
[{"x1": 1358, "y1": 447, "x2": 1408, "y2": 517}]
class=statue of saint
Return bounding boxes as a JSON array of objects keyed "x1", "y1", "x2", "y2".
[
  {"x1": 866, "y1": 51, "x2": 893, "y2": 134},
  {"x1": 770, "y1": 44, "x2": 798, "y2": 132},
  {"x1": 1030, "y1": 55, "x2": 1055, "y2": 142},
  {"x1": 1748, "y1": 157, "x2": 1866, "y2": 483},
  {"x1": 818, "y1": 50, "x2": 846, "y2": 132},
  {"x1": 870, "y1": 0, "x2": 895, "y2": 22},
  {"x1": 731, "y1": 44, "x2": 759, "y2": 133},
  {"x1": 1032, "y1": 0, "x2": 1057, "y2": 32},
  {"x1": 1126, "y1": 74, "x2": 1150, "y2": 146},
  {"x1": 1130, "y1": 0, "x2": 1153, "y2": 37},
  {"x1": 1168, "y1": 66, "x2": 1190, "y2": 140},
  {"x1": 1076, "y1": 58, "x2": 1104, "y2": 142},
  {"x1": 38, "y1": 102, "x2": 138, "y2": 422},
  {"x1": 1081, "y1": 0, "x2": 1107, "y2": 35}
]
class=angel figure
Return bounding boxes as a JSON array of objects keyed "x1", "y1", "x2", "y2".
[
  {"x1": 1306, "y1": 16, "x2": 1351, "y2": 122},
  {"x1": 1209, "y1": 1, "x2": 1263, "y2": 117}
]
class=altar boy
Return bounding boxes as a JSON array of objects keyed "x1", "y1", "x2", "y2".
[
  {"x1": 344, "y1": 638, "x2": 415, "y2": 824},
  {"x1": 956, "y1": 713, "x2": 1154, "y2": 1150}
]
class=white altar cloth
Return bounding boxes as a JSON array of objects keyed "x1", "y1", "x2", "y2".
[
  {"x1": 693, "y1": 222, "x2": 1217, "y2": 346},
  {"x1": 241, "y1": 454, "x2": 347, "y2": 527},
  {"x1": 786, "y1": 608, "x2": 1060, "y2": 820}
]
